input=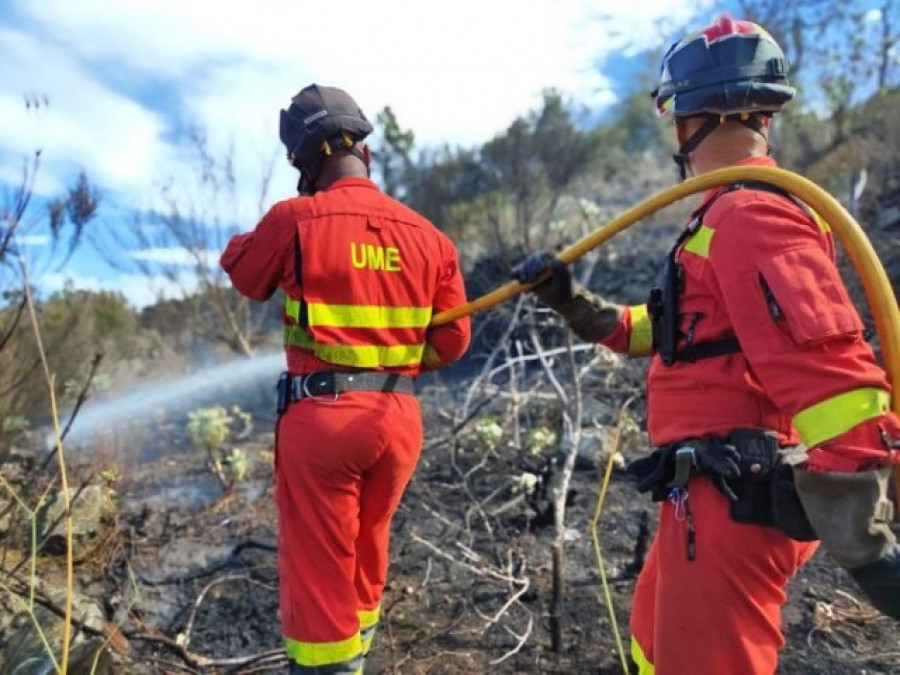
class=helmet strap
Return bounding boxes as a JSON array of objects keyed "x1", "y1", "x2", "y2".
[
  {"x1": 294, "y1": 133, "x2": 369, "y2": 195},
  {"x1": 672, "y1": 115, "x2": 720, "y2": 181}
]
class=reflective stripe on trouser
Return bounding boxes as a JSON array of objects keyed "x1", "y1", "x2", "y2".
[
  {"x1": 358, "y1": 606, "x2": 380, "y2": 655},
  {"x1": 286, "y1": 635, "x2": 363, "y2": 674},
  {"x1": 277, "y1": 392, "x2": 422, "y2": 672},
  {"x1": 630, "y1": 477, "x2": 818, "y2": 674},
  {"x1": 631, "y1": 637, "x2": 654, "y2": 674}
]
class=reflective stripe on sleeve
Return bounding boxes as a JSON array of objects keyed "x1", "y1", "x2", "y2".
[
  {"x1": 792, "y1": 387, "x2": 891, "y2": 448},
  {"x1": 631, "y1": 637, "x2": 655, "y2": 674},
  {"x1": 628, "y1": 304, "x2": 654, "y2": 357},
  {"x1": 308, "y1": 303, "x2": 432, "y2": 329}
]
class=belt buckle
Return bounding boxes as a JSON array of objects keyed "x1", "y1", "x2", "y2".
[
  {"x1": 671, "y1": 446, "x2": 697, "y2": 488},
  {"x1": 301, "y1": 371, "x2": 339, "y2": 402}
]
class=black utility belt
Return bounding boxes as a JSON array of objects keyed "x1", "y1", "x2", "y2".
[
  {"x1": 276, "y1": 370, "x2": 415, "y2": 411},
  {"x1": 627, "y1": 429, "x2": 817, "y2": 542}
]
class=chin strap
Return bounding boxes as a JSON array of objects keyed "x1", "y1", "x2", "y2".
[
  {"x1": 293, "y1": 132, "x2": 369, "y2": 195},
  {"x1": 673, "y1": 113, "x2": 771, "y2": 181}
]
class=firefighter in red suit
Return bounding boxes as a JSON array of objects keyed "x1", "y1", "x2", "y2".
[
  {"x1": 221, "y1": 84, "x2": 470, "y2": 674},
  {"x1": 514, "y1": 15, "x2": 900, "y2": 674}
]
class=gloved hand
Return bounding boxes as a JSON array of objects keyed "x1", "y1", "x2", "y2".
[
  {"x1": 677, "y1": 438, "x2": 742, "y2": 502},
  {"x1": 511, "y1": 251, "x2": 573, "y2": 308},
  {"x1": 627, "y1": 445, "x2": 676, "y2": 502},
  {"x1": 795, "y1": 466, "x2": 900, "y2": 619}
]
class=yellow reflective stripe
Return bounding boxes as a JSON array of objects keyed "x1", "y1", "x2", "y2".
[
  {"x1": 358, "y1": 607, "x2": 380, "y2": 655},
  {"x1": 313, "y1": 343, "x2": 424, "y2": 368},
  {"x1": 283, "y1": 325, "x2": 315, "y2": 348},
  {"x1": 422, "y1": 344, "x2": 444, "y2": 369},
  {"x1": 357, "y1": 606, "x2": 380, "y2": 630},
  {"x1": 628, "y1": 304, "x2": 654, "y2": 357},
  {"x1": 308, "y1": 303, "x2": 432, "y2": 329},
  {"x1": 631, "y1": 637, "x2": 654, "y2": 674},
  {"x1": 285, "y1": 634, "x2": 361, "y2": 667},
  {"x1": 792, "y1": 387, "x2": 891, "y2": 448},
  {"x1": 285, "y1": 297, "x2": 301, "y2": 320},
  {"x1": 683, "y1": 225, "x2": 715, "y2": 258}
]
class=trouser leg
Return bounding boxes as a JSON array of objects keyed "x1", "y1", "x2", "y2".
[
  {"x1": 355, "y1": 394, "x2": 423, "y2": 657},
  {"x1": 277, "y1": 396, "x2": 388, "y2": 674},
  {"x1": 630, "y1": 537, "x2": 660, "y2": 674},
  {"x1": 630, "y1": 478, "x2": 817, "y2": 674}
]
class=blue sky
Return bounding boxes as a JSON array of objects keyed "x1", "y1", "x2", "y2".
[{"x1": 0, "y1": 0, "x2": 771, "y2": 308}]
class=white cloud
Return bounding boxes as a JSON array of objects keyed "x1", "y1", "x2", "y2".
[
  {"x1": 0, "y1": 27, "x2": 172, "y2": 201},
  {"x1": 6, "y1": 1, "x2": 712, "y2": 179}
]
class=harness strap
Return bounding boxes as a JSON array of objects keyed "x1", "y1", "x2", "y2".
[
  {"x1": 653, "y1": 179, "x2": 809, "y2": 365},
  {"x1": 675, "y1": 336, "x2": 741, "y2": 362}
]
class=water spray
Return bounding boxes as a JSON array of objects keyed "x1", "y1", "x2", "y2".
[{"x1": 60, "y1": 351, "x2": 284, "y2": 449}]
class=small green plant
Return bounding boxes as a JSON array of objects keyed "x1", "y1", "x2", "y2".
[
  {"x1": 510, "y1": 472, "x2": 539, "y2": 496},
  {"x1": 525, "y1": 425, "x2": 557, "y2": 456},
  {"x1": 2, "y1": 415, "x2": 31, "y2": 434},
  {"x1": 472, "y1": 417, "x2": 503, "y2": 451},
  {"x1": 186, "y1": 405, "x2": 251, "y2": 492},
  {"x1": 99, "y1": 468, "x2": 120, "y2": 486},
  {"x1": 61, "y1": 373, "x2": 113, "y2": 403}
]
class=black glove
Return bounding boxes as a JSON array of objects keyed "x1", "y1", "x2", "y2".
[
  {"x1": 511, "y1": 251, "x2": 573, "y2": 307},
  {"x1": 627, "y1": 446, "x2": 676, "y2": 502},
  {"x1": 679, "y1": 438, "x2": 741, "y2": 502}
]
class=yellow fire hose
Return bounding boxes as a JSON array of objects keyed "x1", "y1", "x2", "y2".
[{"x1": 431, "y1": 165, "x2": 898, "y2": 673}]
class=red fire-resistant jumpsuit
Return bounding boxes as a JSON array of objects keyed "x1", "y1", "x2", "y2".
[
  {"x1": 221, "y1": 177, "x2": 470, "y2": 673},
  {"x1": 597, "y1": 156, "x2": 899, "y2": 674}
]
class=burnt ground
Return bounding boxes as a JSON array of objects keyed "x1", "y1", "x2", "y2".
[{"x1": 7, "y1": 372, "x2": 895, "y2": 675}]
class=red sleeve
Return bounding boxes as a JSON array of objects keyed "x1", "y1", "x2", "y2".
[
  {"x1": 707, "y1": 192, "x2": 892, "y2": 465},
  {"x1": 220, "y1": 201, "x2": 297, "y2": 301},
  {"x1": 421, "y1": 235, "x2": 471, "y2": 370}
]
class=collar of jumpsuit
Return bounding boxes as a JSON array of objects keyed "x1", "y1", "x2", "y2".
[{"x1": 692, "y1": 154, "x2": 777, "y2": 212}]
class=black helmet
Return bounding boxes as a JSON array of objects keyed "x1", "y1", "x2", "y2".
[
  {"x1": 653, "y1": 15, "x2": 795, "y2": 118},
  {"x1": 279, "y1": 84, "x2": 373, "y2": 169}
]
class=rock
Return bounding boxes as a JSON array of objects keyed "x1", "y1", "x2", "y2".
[
  {"x1": 37, "y1": 485, "x2": 116, "y2": 555},
  {"x1": 67, "y1": 639, "x2": 114, "y2": 675},
  {"x1": 1, "y1": 607, "x2": 64, "y2": 675},
  {"x1": 579, "y1": 398, "x2": 616, "y2": 427}
]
